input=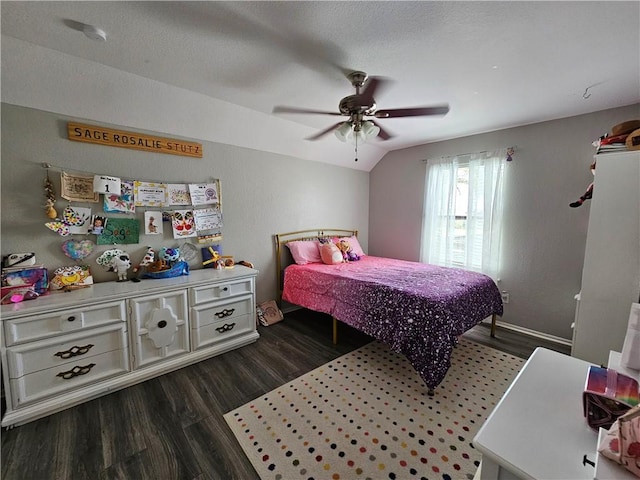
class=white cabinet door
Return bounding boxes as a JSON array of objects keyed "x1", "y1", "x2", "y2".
[
  {"x1": 573, "y1": 151, "x2": 640, "y2": 364},
  {"x1": 129, "y1": 289, "x2": 190, "y2": 369}
]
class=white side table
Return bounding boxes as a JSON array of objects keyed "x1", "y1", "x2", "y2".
[{"x1": 473, "y1": 347, "x2": 598, "y2": 480}]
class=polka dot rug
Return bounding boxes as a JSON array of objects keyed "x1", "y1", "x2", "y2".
[{"x1": 224, "y1": 338, "x2": 524, "y2": 480}]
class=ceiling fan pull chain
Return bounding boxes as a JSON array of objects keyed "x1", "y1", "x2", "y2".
[{"x1": 354, "y1": 133, "x2": 359, "y2": 162}]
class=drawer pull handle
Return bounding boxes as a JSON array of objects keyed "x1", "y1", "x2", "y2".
[
  {"x1": 54, "y1": 344, "x2": 94, "y2": 359},
  {"x1": 222, "y1": 287, "x2": 229, "y2": 292},
  {"x1": 56, "y1": 363, "x2": 96, "y2": 380},
  {"x1": 67, "y1": 316, "x2": 76, "y2": 322},
  {"x1": 158, "y1": 320, "x2": 167, "y2": 328},
  {"x1": 216, "y1": 323, "x2": 236, "y2": 333},
  {"x1": 215, "y1": 308, "x2": 235, "y2": 318}
]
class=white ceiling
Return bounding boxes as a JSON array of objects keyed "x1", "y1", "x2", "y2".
[{"x1": 1, "y1": 1, "x2": 639, "y2": 170}]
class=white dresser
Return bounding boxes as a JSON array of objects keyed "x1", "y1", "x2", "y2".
[
  {"x1": 0, "y1": 266, "x2": 259, "y2": 427},
  {"x1": 572, "y1": 151, "x2": 640, "y2": 365}
]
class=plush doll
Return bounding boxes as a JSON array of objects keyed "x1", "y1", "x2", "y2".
[
  {"x1": 159, "y1": 247, "x2": 180, "y2": 263},
  {"x1": 336, "y1": 239, "x2": 360, "y2": 262},
  {"x1": 147, "y1": 259, "x2": 169, "y2": 272},
  {"x1": 109, "y1": 254, "x2": 131, "y2": 282},
  {"x1": 133, "y1": 246, "x2": 155, "y2": 273},
  {"x1": 570, "y1": 161, "x2": 596, "y2": 208},
  {"x1": 320, "y1": 241, "x2": 344, "y2": 265}
]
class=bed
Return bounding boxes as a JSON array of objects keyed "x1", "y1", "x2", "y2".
[{"x1": 275, "y1": 229, "x2": 504, "y2": 394}]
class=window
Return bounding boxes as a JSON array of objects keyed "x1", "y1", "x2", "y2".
[{"x1": 420, "y1": 148, "x2": 507, "y2": 280}]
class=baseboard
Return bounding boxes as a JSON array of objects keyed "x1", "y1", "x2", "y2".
[{"x1": 484, "y1": 317, "x2": 572, "y2": 347}]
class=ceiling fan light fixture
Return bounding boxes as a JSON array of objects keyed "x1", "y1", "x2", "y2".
[
  {"x1": 350, "y1": 129, "x2": 367, "y2": 146},
  {"x1": 362, "y1": 121, "x2": 380, "y2": 139},
  {"x1": 334, "y1": 122, "x2": 353, "y2": 142}
]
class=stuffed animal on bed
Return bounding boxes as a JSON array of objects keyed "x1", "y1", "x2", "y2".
[
  {"x1": 319, "y1": 241, "x2": 344, "y2": 265},
  {"x1": 336, "y1": 239, "x2": 360, "y2": 262}
]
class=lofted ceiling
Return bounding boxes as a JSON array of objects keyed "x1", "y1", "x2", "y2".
[{"x1": 1, "y1": 1, "x2": 639, "y2": 171}]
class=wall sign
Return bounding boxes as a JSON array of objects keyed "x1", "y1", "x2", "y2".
[{"x1": 67, "y1": 122, "x2": 203, "y2": 158}]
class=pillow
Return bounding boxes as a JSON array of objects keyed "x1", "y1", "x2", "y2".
[
  {"x1": 320, "y1": 242, "x2": 344, "y2": 265},
  {"x1": 286, "y1": 240, "x2": 321, "y2": 265},
  {"x1": 336, "y1": 235, "x2": 366, "y2": 256}
]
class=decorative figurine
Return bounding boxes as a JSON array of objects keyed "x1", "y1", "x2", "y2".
[{"x1": 109, "y1": 253, "x2": 131, "y2": 282}]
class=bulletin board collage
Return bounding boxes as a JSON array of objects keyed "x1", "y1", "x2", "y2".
[{"x1": 45, "y1": 170, "x2": 223, "y2": 246}]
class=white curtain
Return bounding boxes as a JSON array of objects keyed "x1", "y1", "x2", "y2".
[{"x1": 421, "y1": 148, "x2": 507, "y2": 280}]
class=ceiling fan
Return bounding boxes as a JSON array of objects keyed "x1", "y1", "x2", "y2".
[{"x1": 273, "y1": 71, "x2": 449, "y2": 160}]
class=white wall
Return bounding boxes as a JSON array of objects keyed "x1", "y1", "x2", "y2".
[
  {"x1": 370, "y1": 103, "x2": 640, "y2": 340},
  {"x1": 0, "y1": 104, "x2": 369, "y2": 304}
]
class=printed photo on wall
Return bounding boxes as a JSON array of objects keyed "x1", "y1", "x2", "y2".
[
  {"x1": 171, "y1": 210, "x2": 197, "y2": 239},
  {"x1": 144, "y1": 211, "x2": 163, "y2": 235},
  {"x1": 89, "y1": 215, "x2": 108, "y2": 235}
]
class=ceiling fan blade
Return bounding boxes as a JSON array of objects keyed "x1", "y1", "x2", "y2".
[
  {"x1": 370, "y1": 119, "x2": 393, "y2": 140},
  {"x1": 359, "y1": 76, "x2": 389, "y2": 105},
  {"x1": 374, "y1": 105, "x2": 450, "y2": 118},
  {"x1": 273, "y1": 106, "x2": 343, "y2": 116},
  {"x1": 305, "y1": 122, "x2": 344, "y2": 140}
]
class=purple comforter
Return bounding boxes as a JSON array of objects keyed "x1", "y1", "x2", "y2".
[{"x1": 282, "y1": 256, "x2": 503, "y2": 391}]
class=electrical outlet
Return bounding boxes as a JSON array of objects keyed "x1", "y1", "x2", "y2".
[{"x1": 501, "y1": 291, "x2": 510, "y2": 304}]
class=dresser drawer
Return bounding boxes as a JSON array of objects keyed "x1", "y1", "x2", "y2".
[
  {"x1": 191, "y1": 313, "x2": 254, "y2": 350},
  {"x1": 4, "y1": 301, "x2": 126, "y2": 346},
  {"x1": 6, "y1": 323, "x2": 128, "y2": 378},
  {"x1": 10, "y1": 348, "x2": 130, "y2": 408},
  {"x1": 191, "y1": 294, "x2": 253, "y2": 329},
  {"x1": 190, "y1": 278, "x2": 254, "y2": 305}
]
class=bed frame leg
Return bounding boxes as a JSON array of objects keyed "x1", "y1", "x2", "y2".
[
  {"x1": 332, "y1": 317, "x2": 338, "y2": 345},
  {"x1": 490, "y1": 314, "x2": 497, "y2": 337}
]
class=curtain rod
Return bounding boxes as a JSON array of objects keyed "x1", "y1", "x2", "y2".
[{"x1": 422, "y1": 146, "x2": 516, "y2": 163}]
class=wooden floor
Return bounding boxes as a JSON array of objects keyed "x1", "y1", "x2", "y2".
[{"x1": 1, "y1": 309, "x2": 571, "y2": 480}]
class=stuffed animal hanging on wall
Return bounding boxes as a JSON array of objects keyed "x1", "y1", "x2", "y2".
[
  {"x1": 570, "y1": 161, "x2": 596, "y2": 208},
  {"x1": 570, "y1": 120, "x2": 640, "y2": 208}
]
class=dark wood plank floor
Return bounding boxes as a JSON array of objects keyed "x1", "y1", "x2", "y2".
[{"x1": 1, "y1": 309, "x2": 570, "y2": 480}]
